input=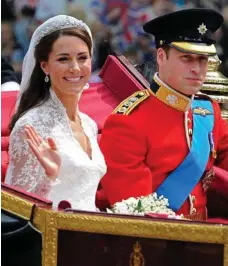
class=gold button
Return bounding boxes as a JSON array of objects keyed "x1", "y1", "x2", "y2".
[
  {"x1": 188, "y1": 129, "x2": 193, "y2": 135},
  {"x1": 191, "y1": 195, "x2": 196, "y2": 203},
  {"x1": 212, "y1": 150, "x2": 217, "y2": 159},
  {"x1": 124, "y1": 101, "x2": 133, "y2": 107},
  {"x1": 187, "y1": 118, "x2": 191, "y2": 123},
  {"x1": 138, "y1": 92, "x2": 145, "y2": 97},
  {"x1": 192, "y1": 207, "x2": 196, "y2": 213},
  {"x1": 118, "y1": 107, "x2": 127, "y2": 113},
  {"x1": 129, "y1": 97, "x2": 138, "y2": 102}
]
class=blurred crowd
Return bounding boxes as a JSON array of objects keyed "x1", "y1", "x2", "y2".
[{"x1": 2, "y1": 0, "x2": 228, "y2": 83}]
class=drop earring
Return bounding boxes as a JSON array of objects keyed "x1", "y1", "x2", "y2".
[{"x1": 44, "y1": 74, "x2": 49, "y2": 83}]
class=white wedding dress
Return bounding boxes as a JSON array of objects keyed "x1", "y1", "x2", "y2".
[{"x1": 5, "y1": 89, "x2": 107, "y2": 211}]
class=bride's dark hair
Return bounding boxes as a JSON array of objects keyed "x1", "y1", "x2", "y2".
[{"x1": 9, "y1": 28, "x2": 92, "y2": 131}]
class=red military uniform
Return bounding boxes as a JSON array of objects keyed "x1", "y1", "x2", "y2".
[{"x1": 98, "y1": 76, "x2": 228, "y2": 219}]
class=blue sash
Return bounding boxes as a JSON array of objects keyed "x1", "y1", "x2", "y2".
[{"x1": 156, "y1": 100, "x2": 214, "y2": 211}]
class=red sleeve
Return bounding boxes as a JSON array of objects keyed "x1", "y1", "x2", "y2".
[
  {"x1": 99, "y1": 114, "x2": 152, "y2": 205},
  {"x1": 213, "y1": 101, "x2": 228, "y2": 171}
]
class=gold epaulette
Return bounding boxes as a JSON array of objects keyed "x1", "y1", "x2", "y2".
[{"x1": 113, "y1": 90, "x2": 150, "y2": 115}]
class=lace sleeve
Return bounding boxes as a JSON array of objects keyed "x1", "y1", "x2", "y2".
[{"x1": 5, "y1": 124, "x2": 52, "y2": 197}]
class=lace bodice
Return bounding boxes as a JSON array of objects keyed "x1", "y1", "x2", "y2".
[{"x1": 5, "y1": 90, "x2": 107, "y2": 211}]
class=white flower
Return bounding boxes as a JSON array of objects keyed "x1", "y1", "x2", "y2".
[
  {"x1": 107, "y1": 192, "x2": 184, "y2": 219},
  {"x1": 106, "y1": 208, "x2": 114, "y2": 214}
]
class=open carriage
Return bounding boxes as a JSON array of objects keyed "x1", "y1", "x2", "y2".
[{"x1": 2, "y1": 55, "x2": 228, "y2": 266}]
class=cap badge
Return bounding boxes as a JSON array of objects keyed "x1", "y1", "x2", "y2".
[{"x1": 197, "y1": 23, "x2": 207, "y2": 35}]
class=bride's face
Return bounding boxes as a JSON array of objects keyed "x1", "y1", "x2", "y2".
[{"x1": 41, "y1": 35, "x2": 92, "y2": 96}]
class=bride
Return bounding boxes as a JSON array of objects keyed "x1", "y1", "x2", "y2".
[{"x1": 5, "y1": 15, "x2": 107, "y2": 211}]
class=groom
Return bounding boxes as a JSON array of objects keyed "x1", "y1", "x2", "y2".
[{"x1": 97, "y1": 8, "x2": 228, "y2": 220}]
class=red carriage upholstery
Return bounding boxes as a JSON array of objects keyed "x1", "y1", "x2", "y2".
[{"x1": 1, "y1": 91, "x2": 17, "y2": 181}]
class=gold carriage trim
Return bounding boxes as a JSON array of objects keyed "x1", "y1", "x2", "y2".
[
  {"x1": 2, "y1": 191, "x2": 35, "y2": 220},
  {"x1": 113, "y1": 90, "x2": 150, "y2": 115}
]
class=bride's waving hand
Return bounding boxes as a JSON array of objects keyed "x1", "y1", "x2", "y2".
[{"x1": 25, "y1": 125, "x2": 61, "y2": 180}]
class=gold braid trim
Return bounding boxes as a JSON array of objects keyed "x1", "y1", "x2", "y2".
[{"x1": 113, "y1": 90, "x2": 150, "y2": 115}]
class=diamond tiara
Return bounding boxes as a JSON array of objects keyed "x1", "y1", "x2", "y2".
[{"x1": 34, "y1": 15, "x2": 92, "y2": 45}]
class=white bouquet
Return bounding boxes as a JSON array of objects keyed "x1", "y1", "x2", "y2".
[{"x1": 107, "y1": 193, "x2": 184, "y2": 219}]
